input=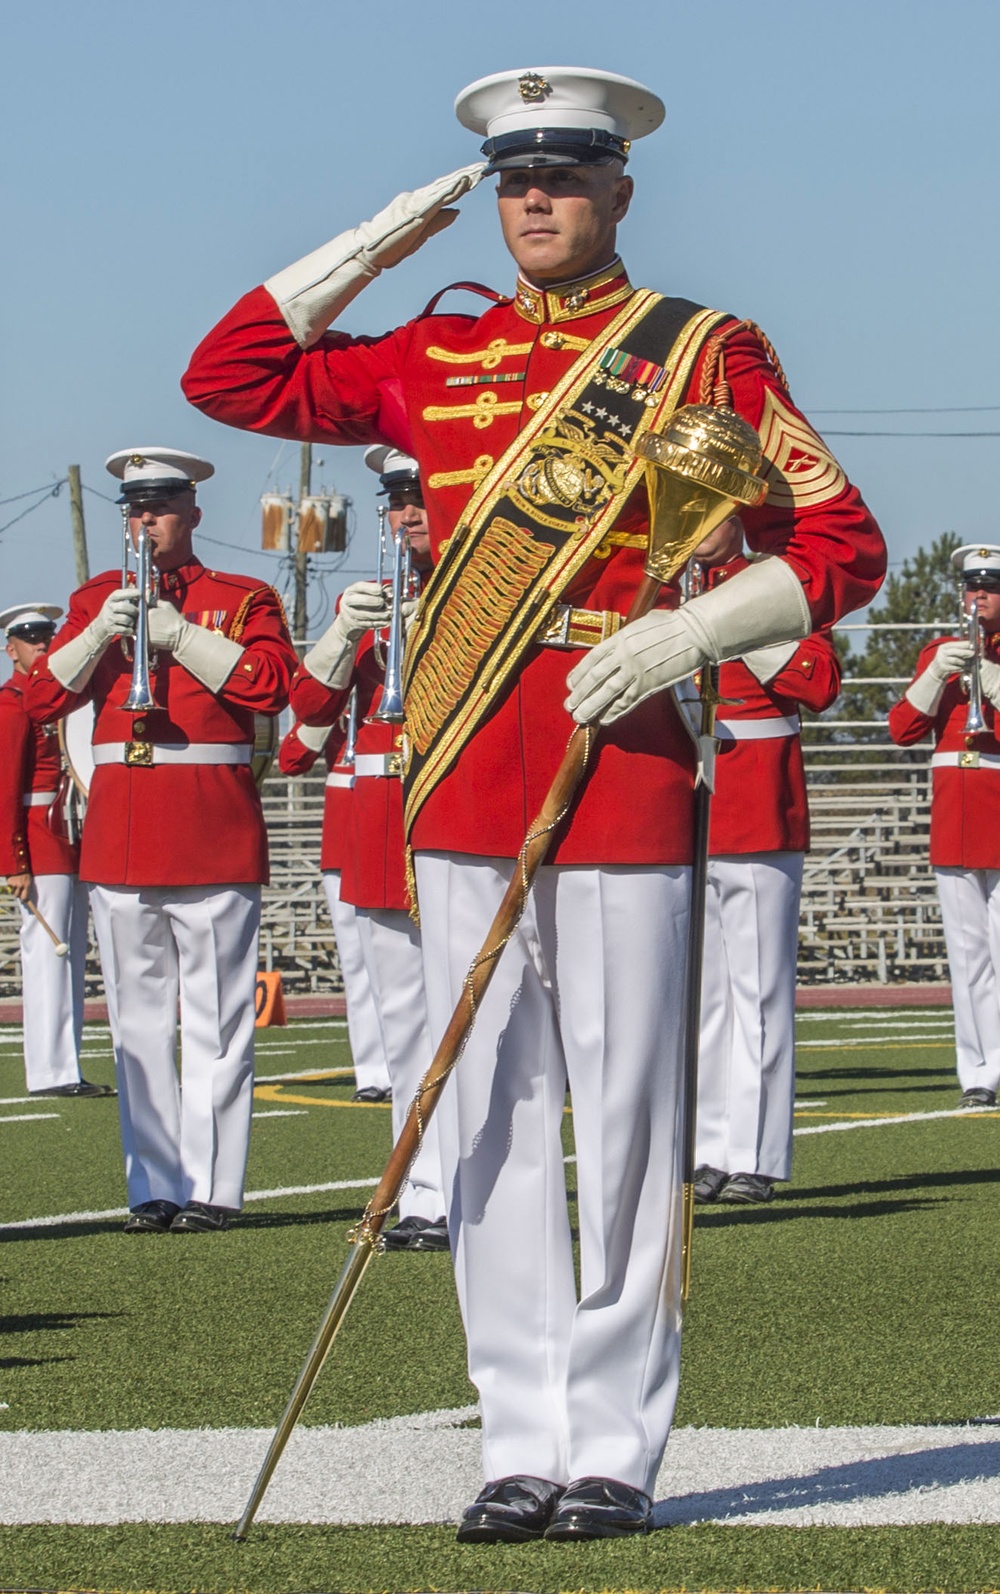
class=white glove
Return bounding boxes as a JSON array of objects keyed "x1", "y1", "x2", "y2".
[
  {"x1": 741, "y1": 637, "x2": 799, "y2": 685},
  {"x1": 147, "y1": 603, "x2": 244, "y2": 692},
  {"x1": 303, "y1": 581, "x2": 389, "y2": 690},
  {"x1": 295, "y1": 721, "x2": 332, "y2": 754},
  {"x1": 905, "y1": 639, "x2": 974, "y2": 716},
  {"x1": 47, "y1": 587, "x2": 140, "y2": 692},
  {"x1": 566, "y1": 557, "x2": 811, "y2": 726},
  {"x1": 978, "y1": 656, "x2": 1000, "y2": 710},
  {"x1": 265, "y1": 164, "x2": 487, "y2": 348}
]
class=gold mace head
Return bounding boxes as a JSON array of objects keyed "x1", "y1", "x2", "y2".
[{"x1": 631, "y1": 404, "x2": 768, "y2": 584}]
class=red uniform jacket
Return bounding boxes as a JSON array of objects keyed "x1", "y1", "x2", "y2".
[
  {"x1": 290, "y1": 634, "x2": 408, "y2": 911},
  {"x1": 25, "y1": 558, "x2": 296, "y2": 886},
  {"x1": 706, "y1": 557, "x2": 841, "y2": 855},
  {"x1": 0, "y1": 673, "x2": 79, "y2": 877},
  {"x1": 888, "y1": 634, "x2": 1000, "y2": 869},
  {"x1": 277, "y1": 716, "x2": 353, "y2": 874},
  {"x1": 184, "y1": 262, "x2": 885, "y2": 866}
]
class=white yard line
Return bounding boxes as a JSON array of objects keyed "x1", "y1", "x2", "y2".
[
  {"x1": 0, "y1": 1112, "x2": 60, "y2": 1124},
  {"x1": 798, "y1": 1035, "x2": 952, "y2": 1048},
  {"x1": 3, "y1": 1103, "x2": 989, "y2": 1229},
  {"x1": 252, "y1": 1110, "x2": 308, "y2": 1119},
  {"x1": 794, "y1": 1105, "x2": 990, "y2": 1136},
  {"x1": 0, "y1": 1175, "x2": 381, "y2": 1231},
  {"x1": 0, "y1": 1414, "x2": 996, "y2": 1527}
]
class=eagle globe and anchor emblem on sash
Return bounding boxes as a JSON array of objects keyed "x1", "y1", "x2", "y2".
[{"x1": 508, "y1": 410, "x2": 632, "y2": 534}]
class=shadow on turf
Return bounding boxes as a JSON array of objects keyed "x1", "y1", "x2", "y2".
[
  {"x1": 0, "y1": 1207, "x2": 370, "y2": 1243},
  {"x1": 696, "y1": 1193, "x2": 942, "y2": 1226},
  {"x1": 1, "y1": 1308, "x2": 120, "y2": 1368},
  {"x1": 652, "y1": 1436, "x2": 1000, "y2": 1526},
  {"x1": 801, "y1": 1063, "x2": 954, "y2": 1081},
  {"x1": 789, "y1": 1166, "x2": 1000, "y2": 1202}
]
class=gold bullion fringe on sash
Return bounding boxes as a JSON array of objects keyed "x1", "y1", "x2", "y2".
[
  {"x1": 406, "y1": 519, "x2": 553, "y2": 756},
  {"x1": 402, "y1": 296, "x2": 730, "y2": 910}
]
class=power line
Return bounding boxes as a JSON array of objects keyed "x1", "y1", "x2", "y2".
[
  {"x1": 813, "y1": 405, "x2": 1000, "y2": 415},
  {"x1": 0, "y1": 480, "x2": 66, "y2": 538},
  {"x1": 825, "y1": 429, "x2": 1000, "y2": 438}
]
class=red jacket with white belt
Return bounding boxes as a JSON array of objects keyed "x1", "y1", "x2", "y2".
[
  {"x1": 278, "y1": 716, "x2": 354, "y2": 874},
  {"x1": 184, "y1": 262, "x2": 885, "y2": 866},
  {"x1": 290, "y1": 634, "x2": 408, "y2": 911},
  {"x1": 25, "y1": 558, "x2": 297, "y2": 886},
  {"x1": 706, "y1": 556, "x2": 842, "y2": 855},
  {"x1": 0, "y1": 673, "x2": 79, "y2": 876},
  {"x1": 888, "y1": 634, "x2": 1000, "y2": 869}
]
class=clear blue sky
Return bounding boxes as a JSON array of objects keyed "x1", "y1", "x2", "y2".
[{"x1": 3, "y1": 0, "x2": 999, "y2": 637}]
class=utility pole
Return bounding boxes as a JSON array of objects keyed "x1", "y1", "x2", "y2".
[
  {"x1": 293, "y1": 442, "x2": 312, "y2": 653},
  {"x1": 67, "y1": 466, "x2": 90, "y2": 585}
]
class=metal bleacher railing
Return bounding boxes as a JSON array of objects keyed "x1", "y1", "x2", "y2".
[{"x1": 0, "y1": 621, "x2": 954, "y2": 996}]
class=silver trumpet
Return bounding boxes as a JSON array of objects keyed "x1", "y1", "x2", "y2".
[
  {"x1": 963, "y1": 606, "x2": 987, "y2": 736},
  {"x1": 371, "y1": 509, "x2": 415, "y2": 725},
  {"x1": 120, "y1": 503, "x2": 159, "y2": 713},
  {"x1": 342, "y1": 685, "x2": 359, "y2": 766}
]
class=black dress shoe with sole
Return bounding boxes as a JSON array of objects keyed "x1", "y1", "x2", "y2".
[
  {"x1": 123, "y1": 1200, "x2": 180, "y2": 1234},
  {"x1": 543, "y1": 1475, "x2": 651, "y2": 1540},
  {"x1": 351, "y1": 1085, "x2": 392, "y2": 1103},
  {"x1": 169, "y1": 1202, "x2": 234, "y2": 1233},
  {"x1": 718, "y1": 1172, "x2": 775, "y2": 1204},
  {"x1": 693, "y1": 1164, "x2": 729, "y2": 1202},
  {"x1": 382, "y1": 1215, "x2": 450, "y2": 1252},
  {"x1": 960, "y1": 1087, "x2": 997, "y2": 1109},
  {"x1": 31, "y1": 1079, "x2": 117, "y2": 1098},
  {"x1": 456, "y1": 1475, "x2": 564, "y2": 1543}
]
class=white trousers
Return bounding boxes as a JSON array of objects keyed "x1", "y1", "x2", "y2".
[
  {"x1": 89, "y1": 884, "x2": 261, "y2": 1210},
  {"x1": 696, "y1": 852, "x2": 803, "y2": 1181},
  {"x1": 322, "y1": 872, "x2": 391, "y2": 1094},
  {"x1": 415, "y1": 851, "x2": 690, "y2": 1495},
  {"x1": 355, "y1": 905, "x2": 444, "y2": 1221},
  {"x1": 935, "y1": 867, "x2": 1000, "y2": 1093},
  {"x1": 19, "y1": 873, "x2": 88, "y2": 1092}
]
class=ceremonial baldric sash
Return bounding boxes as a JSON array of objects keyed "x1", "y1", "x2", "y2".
[{"x1": 402, "y1": 292, "x2": 729, "y2": 843}]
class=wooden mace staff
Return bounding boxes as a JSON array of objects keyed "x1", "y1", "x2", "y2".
[{"x1": 234, "y1": 405, "x2": 767, "y2": 1541}]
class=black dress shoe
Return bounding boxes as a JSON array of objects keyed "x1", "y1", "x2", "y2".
[
  {"x1": 543, "y1": 1475, "x2": 651, "y2": 1540},
  {"x1": 123, "y1": 1200, "x2": 180, "y2": 1234},
  {"x1": 382, "y1": 1215, "x2": 450, "y2": 1252},
  {"x1": 693, "y1": 1164, "x2": 729, "y2": 1203},
  {"x1": 31, "y1": 1079, "x2": 117, "y2": 1098},
  {"x1": 718, "y1": 1172, "x2": 775, "y2": 1204},
  {"x1": 351, "y1": 1085, "x2": 392, "y2": 1103},
  {"x1": 169, "y1": 1202, "x2": 233, "y2": 1232},
  {"x1": 960, "y1": 1087, "x2": 997, "y2": 1109},
  {"x1": 456, "y1": 1475, "x2": 564, "y2": 1543}
]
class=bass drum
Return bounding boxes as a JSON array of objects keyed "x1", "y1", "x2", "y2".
[
  {"x1": 251, "y1": 713, "x2": 279, "y2": 787},
  {"x1": 58, "y1": 703, "x2": 279, "y2": 799},
  {"x1": 59, "y1": 701, "x2": 97, "y2": 800}
]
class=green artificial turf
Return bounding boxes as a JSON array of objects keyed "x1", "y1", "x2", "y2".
[
  {"x1": 1, "y1": 1008, "x2": 999, "y2": 1593},
  {"x1": 1, "y1": 1521, "x2": 1000, "y2": 1594}
]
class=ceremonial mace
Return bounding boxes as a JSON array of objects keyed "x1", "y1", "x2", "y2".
[{"x1": 233, "y1": 405, "x2": 767, "y2": 1540}]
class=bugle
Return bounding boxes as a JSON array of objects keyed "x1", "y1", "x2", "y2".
[
  {"x1": 120, "y1": 503, "x2": 159, "y2": 713},
  {"x1": 371, "y1": 507, "x2": 415, "y2": 725},
  {"x1": 963, "y1": 607, "x2": 987, "y2": 737}
]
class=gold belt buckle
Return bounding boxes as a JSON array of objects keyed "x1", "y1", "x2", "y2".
[
  {"x1": 387, "y1": 752, "x2": 402, "y2": 776},
  {"x1": 959, "y1": 749, "x2": 981, "y2": 769},
  {"x1": 125, "y1": 740, "x2": 153, "y2": 767}
]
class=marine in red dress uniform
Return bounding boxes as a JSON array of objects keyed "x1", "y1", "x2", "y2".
[
  {"x1": 681, "y1": 522, "x2": 842, "y2": 1206},
  {"x1": 0, "y1": 604, "x2": 104, "y2": 1097},
  {"x1": 889, "y1": 543, "x2": 1000, "y2": 1108},
  {"x1": 289, "y1": 446, "x2": 446, "y2": 1249},
  {"x1": 25, "y1": 449, "x2": 297, "y2": 1233},
  {"x1": 278, "y1": 714, "x2": 393, "y2": 1101},
  {"x1": 183, "y1": 67, "x2": 885, "y2": 1539}
]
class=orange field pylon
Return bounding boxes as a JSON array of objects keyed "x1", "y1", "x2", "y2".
[{"x1": 254, "y1": 971, "x2": 287, "y2": 1028}]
